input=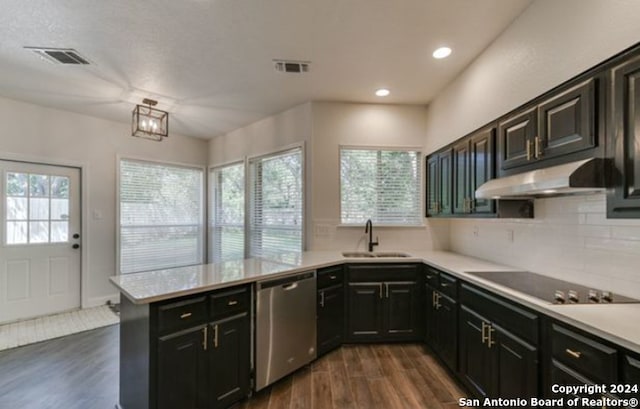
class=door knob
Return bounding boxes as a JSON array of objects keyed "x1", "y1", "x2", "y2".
[{"x1": 72, "y1": 244, "x2": 80, "y2": 249}]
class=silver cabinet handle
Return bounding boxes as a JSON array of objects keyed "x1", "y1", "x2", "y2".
[
  {"x1": 227, "y1": 300, "x2": 238, "y2": 306},
  {"x1": 481, "y1": 321, "x2": 489, "y2": 345},
  {"x1": 386, "y1": 283, "x2": 390, "y2": 299},
  {"x1": 320, "y1": 290, "x2": 325, "y2": 307},
  {"x1": 283, "y1": 282, "x2": 298, "y2": 291},
  {"x1": 180, "y1": 312, "x2": 192, "y2": 319},
  {"x1": 526, "y1": 139, "x2": 533, "y2": 160},
  {"x1": 566, "y1": 348, "x2": 582, "y2": 359},
  {"x1": 487, "y1": 325, "x2": 496, "y2": 348},
  {"x1": 535, "y1": 136, "x2": 543, "y2": 158},
  {"x1": 329, "y1": 275, "x2": 337, "y2": 280},
  {"x1": 379, "y1": 283, "x2": 383, "y2": 299},
  {"x1": 202, "y1": 326, "x2": 208, "y2": 351},
  {"x1": 213, "y1": 324, "x2": 219, "y2": 348}
]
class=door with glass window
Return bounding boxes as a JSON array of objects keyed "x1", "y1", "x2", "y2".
[{"x1": 0, "y1": 161, "x2": 81, "y2": 324}]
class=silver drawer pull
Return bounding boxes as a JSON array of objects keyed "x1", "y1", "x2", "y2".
[
  {"x1": 227, "y1": 300, "x2": 238, "y2": 306},
  {"x1": 566, "y1": 349, "x2": 582, "y2": 359},
  {"x1": 329, "y1": 275, "x2": 337, "y2": 280},
  {"x1": 180, "y1": 312, "x2": 192, "y2": 319}
]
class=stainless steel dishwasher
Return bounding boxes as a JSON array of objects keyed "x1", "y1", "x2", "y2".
[{"x1": 255, "y1": 271, "x2": 316, "y2": 391}]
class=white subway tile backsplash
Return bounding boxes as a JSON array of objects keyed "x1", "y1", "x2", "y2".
[{"x1": 450, "y1": 194, "x2": 640, "y2": 299}]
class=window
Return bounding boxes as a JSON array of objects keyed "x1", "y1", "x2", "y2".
[
  {"x1": 340, "y1": 147, "x2": 422, "y2": 225},
  {"x1": 119, "y1": 159, "x2": 204, "y2": 274},
  {"x1": 248, "y1": 147, "x2": 303, "y2": 257},
  {"x1": 209, "y1": 162, "x2": 245, "y2": 263},
  {"x1": 5, "y1": 172, "x2": 70, "y2": 244}
]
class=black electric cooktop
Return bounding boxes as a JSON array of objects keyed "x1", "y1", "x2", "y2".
[{"x1": 465, "y1": 271, "x2": 640, "y2": 305}]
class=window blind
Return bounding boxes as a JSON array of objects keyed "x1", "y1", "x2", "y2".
[
  {"x1": 119, "y1": 159, "x2": 204, "y2": 274},
  {"x1": 209, "y1": 162, "x2": 245, "y2": 262},
  {"x1": 340, "y1": 148, "x2": 422, "y2": 225},
  {"x1": 248, "y1": 148, "x2": 303, "y2": 257}
]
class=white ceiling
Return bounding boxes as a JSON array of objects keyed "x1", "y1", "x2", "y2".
[{"x1": 0, "y1": 0, "x2": 532, "y2": 139}]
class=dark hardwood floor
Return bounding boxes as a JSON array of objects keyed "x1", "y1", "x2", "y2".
[
  {"x1": 0, "y1": 325, "x2": 467, "y2": 409},
  {"x1": 0, "y1": 324, "x2": 119, "y2": 409},
  {"x1": 240, "y1": 344, "x2": 466, "y2": 409}
]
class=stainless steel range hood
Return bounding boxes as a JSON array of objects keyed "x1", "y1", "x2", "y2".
[{"x1": 475, "y1": 158, "x2": 606, "y2": 199}]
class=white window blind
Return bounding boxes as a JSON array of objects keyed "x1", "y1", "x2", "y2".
[
  {"x1": 209, "y1": 162, "x2": 245, "y2": 262},
  {"x1": 119, "y1": 159, "x2": 204, "y2": 274},
  {"x1": 340, "y1": 147, "x2": 422, "y2": 225},
  {"x1": 248, "y1": 148, "x2": 303, "y2": 257}
]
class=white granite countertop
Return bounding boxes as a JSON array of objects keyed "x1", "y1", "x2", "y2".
[{"x1": 110, "y1": 250, "x2": 640, "y2": 354}]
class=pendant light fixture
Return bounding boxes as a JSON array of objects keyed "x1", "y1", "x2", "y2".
[{"x1": 131, "y1": 98, "x2": 168, "y2": 141}]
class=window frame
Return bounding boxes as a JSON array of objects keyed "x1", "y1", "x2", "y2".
[
  {"x1": 116, "y1": 156, "x2": 206, "y2": 275},
  {"x1": 338, "y1": 145, "x2": 424, "y2": 227},
  {"x1": 246, "y1": 143, "x2": 306, "y2": 258},
  {"x1": 208, "y1": 159, "x2": 246, "y2": 263}
]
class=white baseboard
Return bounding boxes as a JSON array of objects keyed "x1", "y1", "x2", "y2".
[{"x1": 84, "y1": 293, "x2": 120, "y2": 308}]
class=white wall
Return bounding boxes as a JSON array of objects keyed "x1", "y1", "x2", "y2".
[
  {"x1": 0, "y1": 96, "x2": 209, "y2": 307},
  {"x1": 208, "y1": 103, "x2": 312, "y2": 165},
  {"x1": 424, "y1": 0, "x2": 640, "y2": 297},
  {"x1": 310, "y1": 102, "x2": 449, "y2": 251}
]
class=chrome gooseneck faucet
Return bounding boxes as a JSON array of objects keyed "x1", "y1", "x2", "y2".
[{"x1": 364, "y1": 219, "x2": 379, "y2": 252}]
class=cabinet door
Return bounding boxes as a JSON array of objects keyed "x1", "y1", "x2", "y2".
[
  {"x1": 385, "y1": 282, "x2": 419, "y2": 340},
  {"x1": 426, "y1": 154, "x2": 440, "y2": 216},
  {"x1": 608, "y1": 53, "x2": 640, "y2": 217},
  {"x1": 209, "y1": 315, "x2": 250, "y2": 409},
  {"x1": 424, "y1": 285, "x2": 437, "y2": 346},
  {"x1": 453, "y1": 139, "x2": 470, "y2": 214},
  {"x1": 436, "y1": 294, "x2": 458, "y2": 371},
  {"x1": 498, "y1": 107, "x2": 537, "y2": 171},
  {"x1": 470, "y1": 127, "x2": 495, "y2": 214},
  {"x1": 347, "y1": 283, "x2": 383, "y2": 341},
  {"x1": 494, "y1": 325, "x2": 538, "y2": 399},
  {"x1": 438, "y1": 149, "x2": 453, "y2": 214},
  {"x1": 458, "y1": 307, "x2": 495, "y2": 398},
  {"x1": 538, "y1": 78, "x2": 596, "y2": 160},
  {"x1": 317, "y1": 284, "x2": 344, "y2": 356},
  {"x1": 157, "y1": 326, "x2": 208, "y2": 409}
]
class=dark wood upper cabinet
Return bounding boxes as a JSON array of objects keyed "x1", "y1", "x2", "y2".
[
  {"x1": 607, "y1": 51, "x2": 640, "y2": 217},
  {"x1": 453, "y1": 138, "x2": 471, "y2": 214},
  {"x1": 470, "y1": 127, "x2": 496, "y2": 214},
  {"x1": 538, "y1": 78, "x2": 596, "y2": 159},
  {"x1": 499, "y1": 107, "x2": 537, "y2": 170},
  {"x1": 425, "y1": 147, "x2": 452, "y2": 216},
  {"x1": 497, "y1": 76, "x2": 602, "y2": 175}
]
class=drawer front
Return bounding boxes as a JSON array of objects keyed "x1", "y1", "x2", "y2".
[
  {"x1": 210, "y1": 286, "x2": 250, "y2": 319},
  {"x1": 551, "y1": 324, "x2": 617, "y2": 384},
  {"x1": 348, "y1": 264, "x2": 418, "y2": 282},
  {"x1": 460, "y1": 283, "x2": 538, "y2": 344},
  {"x1": 158, "y1": 296, "x2": 207, "y2": 334},
  {"x1": 438, "y1": 273, "x2": 457, "y2": 299},
  {"x1": 317, "y1": 266, "x2": 344, "y2": 289},
  {"x1": 424, "y1": 265, "x2": 439, "y2": 288},
  {"x1": 623, "y1": 354, "x2": 640, "y2": 383}
]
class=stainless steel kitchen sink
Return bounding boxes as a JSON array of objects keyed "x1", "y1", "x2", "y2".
[{"x1": 341, "y1": 251, "x2": 411, "y2": 258}]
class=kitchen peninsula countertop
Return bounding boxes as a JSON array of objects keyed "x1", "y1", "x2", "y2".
[{"x1": 110, "y1": 250, "x2": 640, "y2": 354}]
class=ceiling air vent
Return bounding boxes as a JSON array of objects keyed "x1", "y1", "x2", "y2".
[
  {"x1": 273, "y1": 59, "x2": 310, "y2": 73},
  {"x1": 25, "y1": 47, "x2": 91, "y2": 65}
]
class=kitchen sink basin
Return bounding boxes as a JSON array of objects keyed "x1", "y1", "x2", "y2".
[{"x1": 342, "y1": 251, "x2": 411, "y2": 258}]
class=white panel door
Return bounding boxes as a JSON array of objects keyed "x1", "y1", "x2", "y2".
[{"x1": 0, "y1": 161, "x2": 81, "y2": 324}]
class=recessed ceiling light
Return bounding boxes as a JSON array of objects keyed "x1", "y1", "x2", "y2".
[
  {"x1": 375, "y1": 88, "x2": 390, "y2": 97},
  {"x1": 432, "y1": 47, "x2": 452, "y2": 59}
]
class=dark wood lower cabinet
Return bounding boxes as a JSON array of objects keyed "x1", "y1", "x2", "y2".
[
  {"x1": 157, "y1": 326, "x2": 208, "y2": 409},
  {"x1": 385, "y1": 282, "x2": 420, "y2": 339},
  {"x1": 425, "y1": 284, "x2": 458, "y2": 370},
  {"x1": 458, "y1": 306, "x2": 538, "y2": 401},
  {"x1": 209, "y1": 315, "x2": 250, "y2": 409},
  {"x1": 317, "y1": 284, "x2": 344, "y2": 355},
  {"x1": 347, "y1": 283, "x2": 384, "y2": 341}
]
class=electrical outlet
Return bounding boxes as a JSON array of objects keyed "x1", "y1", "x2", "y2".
[{"x1": 506, "y1": 229, "x2": 514, "y2": 243}]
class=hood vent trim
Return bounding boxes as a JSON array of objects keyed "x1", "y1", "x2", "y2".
[
  {"x1": 25, "y1": 47, "x2": 91, "y2": 65},
  {"x1": 475, "y1": 158, "x2": 606, "y2": 199}
]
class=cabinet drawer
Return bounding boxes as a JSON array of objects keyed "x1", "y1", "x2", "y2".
[
  {"x1": 550, "y1": 324, "x2": 617, "y2": 384},
  {"x1": 158, "y1": 296, "x2": 207, "y2": 334},
  {"x1": 623, "y1": 354, "x2": 640, "y2": 383},
  {"x1": 317, "y1": 266, "x2": 344, "y2": 289},
  {"x1": 438, "y1": 273, "x2": 457, "y2": 299},
  {"x1": 348, "y1": 264, "x2": 418, "y2": 282},
  {"x1": 460, "y1": 283, "x2": 538, "y2": 344},
  {"x1": 424, "y1": 265, "x2": 439, "y2": 288},
  {"x1": 210, "y1": 286, "x2": 250, "y2": 319}
]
